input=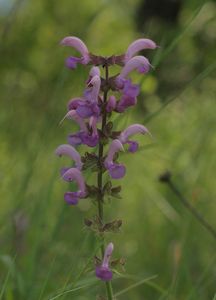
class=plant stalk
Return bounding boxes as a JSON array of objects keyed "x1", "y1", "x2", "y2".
[{"x1": 97, "y1": 62, "x2": 114, "y2": 300}]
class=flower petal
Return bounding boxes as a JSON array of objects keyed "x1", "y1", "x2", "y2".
[
  {"x1": 67, "y1": 98, "x2": 83, "y2": 111},
  {"x1": 106, "y1": 95, "x2": 116, "y2": 112},
  {"x1": 87, "y1": 75, "x2": 101, "y2": 102},
  {"x1": 120, "y1": 56, "x2": 151, "y2": 78},
  {"x1": 108, "y1": 163, "x2": 126, "y2": 179},
  {"x1": 119, "y1": 124, "x2": 150, "y2": 143},
  {"x1": 62, "y1": 168, "x2": 86, "y2": 195},
  {"x1": 125, "y1": 38, "x2": 157, "y2": 62},
  {"x1": 60, "y1": 36, "x2": 90, "y2": 64},
  {"x1": 89, "y1": 66, "x2": 100, "y2": 77},
  {"x1": 116, "y1": 95, "x2": 137, "y2": 112},
  {"x1": 55, "y1": 144, "x2": 83, "y2": 170},
  {"x1": 104, "y1": 139, "x2": 124, "y2": 167},
  {"x1": 95, "y1": 266, "x2": 113, "y2": 281},
  {"x1": 68, "y1": 133, "x2": 83, "y2": 146},
  {"x1": 127, "y1": 141, "x2": 139, "y2": 153},
  {"x1": 64, "y1": 192, "x2": 79, "y2": 205},
  {"x1": 65, "y1": 56, "x2": 81, "y2": 69}
]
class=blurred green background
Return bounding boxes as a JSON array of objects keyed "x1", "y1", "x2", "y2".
[{"x1": 0, "y1": 0, "x2": 216, "y2": 299}]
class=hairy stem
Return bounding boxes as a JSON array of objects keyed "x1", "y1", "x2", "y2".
[{"x1": 97, "y1": 63, "x2": 114, "y2": 299}]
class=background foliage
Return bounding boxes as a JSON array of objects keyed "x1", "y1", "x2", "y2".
[{"x1": 0, "y1": 0, "x2": 216, "y2": 299}]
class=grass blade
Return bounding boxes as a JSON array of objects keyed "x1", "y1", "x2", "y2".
[
  {"x1": 144, "y1": 61, "x2": 216, "y2": 124},
  {"x1": 114, "y1": 275, "x2": 158, "y2": 297},
  {"x1": 47, "y1": 284, "x2": 93, "y2": 300}
]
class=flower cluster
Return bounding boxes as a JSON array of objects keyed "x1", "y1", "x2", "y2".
[{"x1": 56, "y1": 36, "x2": 156, "y2": 282}]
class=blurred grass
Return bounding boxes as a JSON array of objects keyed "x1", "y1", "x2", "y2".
[{"x1": 0, "y1": 0, "x2": 216, "y2": 299}]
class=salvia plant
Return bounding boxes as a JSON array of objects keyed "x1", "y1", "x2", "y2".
[{"x1": 55, "y1": 36, "x2": 157, "y2": 299}]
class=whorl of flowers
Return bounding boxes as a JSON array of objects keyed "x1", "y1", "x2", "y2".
[{"x1": 55, "y1": 36, "x2": 156, "y2": 289}]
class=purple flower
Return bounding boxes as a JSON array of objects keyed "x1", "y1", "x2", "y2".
[
  {"x1": 84, "y1": 75, "x2": 101, "y2": 103},
  {"x1": 75, "y1": 116, "x2": 99, "y2": 147},
  {"x1": 62, "y1": 168, "x2": 86, "y2": 205},
  {"x1": 95, "y1": 243, "x2": 114, "y2": 281},
  {"x1": 60, "y1": 36, "x2": 90, "y2": 69},
  {"x1": 55, "y1": 144, "x2": 83, "y2": 170},
  {"x1": 125, "y1": 38, "x2": 157, "y2": 62},
  {"x1": 115, "y1": 79, "x2": 140, "y2": 113},
  {"x1": 68, "y1": 133, "x2": 83, "y2": 146},
  {"x1": 65, "y1": 111, "x2": 99, "y2": 147},
  {"x1": 120, "y1": 55, "x2": 151, "y2": 79},
  {"x1": 83, "y1": 116, "x2": 99, "y2": 146},
  {"x1": 89, "y1": 66, "x2": 101, "y2": 77},
  {"x1": 118, "y1": 124, "x2": 150, "y2": 153},
  {"x1": 122, "y1": 79, "x2": 140, "y2": 97},
  {"x1": 64, "y1": 110, "x2": 87, "y2": 131},
  {"x1": 116, "y1": 95, "x2": 137, "y2": 113},
  {"x1": 117, "y1": 81, "x2": 139, "y2": 112},
  {"x1": 69, "y1": 75, "x2": 101, "y2": 119},
  {"x1": 62, "y1": 109, "x2": 87, "y2": 146},
  {"x1": 76, "y1": 101, "x2": 100, "y2": 119},
  {"x1": 86, "y1": 66, "x2": 101, "y2": 84},
  {"x1": 104, "y1": 139, "x2": 126, "y2": 179},
  {"x1": 67, "y1": 98, "x2": 83, "y2": 111},
  {"x1": 106, "y1": 95, "x2": 116, "y2": 113}
]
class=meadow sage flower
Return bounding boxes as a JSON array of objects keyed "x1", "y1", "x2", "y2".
[
  {"x1": 62, "y1": 168, "x2": 86, "y2": 205},
  {"x1": 106, "y1": 95, "x2": 117, "y2": 113},
  {"x1": 125, "y1": 38, "x2": 157, "y2": 62},
  {"x1": 55, "y1": 144, "x2": 83, "y2": 170},
  {"x1": 68, "y1": 75, "x2": 101, "y2": 119},
  {"x1": 104, "y1": 139, "x2": 126, "y2": 179},
  {"x1": 57, "y1": 35, "x2": 157, "y2": 291},
  {"x1": 95, "y1": 243, "x2": 114, "y2": 281},
  {"x1": 118, "y1": 124, "x2": 150, "y2": 153},
  {"x1": 60, "y1": 36, "x2": 90, "y2": 69}
]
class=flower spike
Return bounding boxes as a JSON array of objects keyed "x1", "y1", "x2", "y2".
[{"x1": 96, "y1": 243, "x2": 114, "y2": 281}]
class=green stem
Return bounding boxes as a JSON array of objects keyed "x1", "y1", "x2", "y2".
[{"x1": 97, "y1": 63, "x2": 114, "y2": 300}]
